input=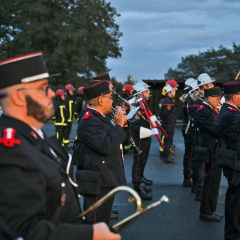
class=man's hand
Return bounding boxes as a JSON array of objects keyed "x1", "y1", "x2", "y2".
[
  {"x1": 114, "y1": 109, "x2": 126, "y2": 127},
  {"x1": 93, "y1": 223, "x2": 121, "y2": 240}
]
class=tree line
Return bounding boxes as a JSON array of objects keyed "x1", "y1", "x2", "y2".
[
  {"x1": 0, "y1": 0, "x2": 123, "y2": 88},
  {"x1": 165, "y1": 43, "x2": 240, "y2": 81}
]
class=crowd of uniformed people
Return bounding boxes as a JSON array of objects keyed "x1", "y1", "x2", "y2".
[{"x1": 0, "y1": 51, "x2": 240, "y2": 240}]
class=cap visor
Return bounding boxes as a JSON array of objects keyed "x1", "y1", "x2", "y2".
[{"x1": 101, "y1": 89, "x2": 115, "y2": 96}]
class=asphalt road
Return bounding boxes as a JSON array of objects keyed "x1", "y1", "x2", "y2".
[{"x1": 43, "y1": 124, "x2": 228, "y2": 240}]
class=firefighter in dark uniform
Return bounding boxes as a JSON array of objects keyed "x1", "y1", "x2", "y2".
[
  {"x1": 130, "y1": 81, "x2": 153, "y2": 200},
  {"x1": 77, "y1": 80, "x2": 128, "y2": 225},
  {"x1": 74, "y1": 87, "x2": 85, "y2": 122},
  {"x1": 52, "y1": 89, "x2": 68, "y2": 146},
  {"x1": 0, "y1": 52, "x2": 120, "y2": 240},
  {"x1": 192, "y1": 73, "x2": 215, "y2": 201},
  {"x1": 159, "y1": 84, "x2": 177, "y2": 164},
  {"x1": 73, "y1": 74, "x2": 119, "y2": 220},
  {"x1": 181, "y1": 78, "x2": 196, "y2": 187},
  {"x1": 64, "y1": 84, "x2": 75, "y2": 148},
  {"x1": 218, "y1": 81, "x2": 240, "y2": 239},
  {"x1": 194, "y1": 87, "x2": 223, "y2": 222}
]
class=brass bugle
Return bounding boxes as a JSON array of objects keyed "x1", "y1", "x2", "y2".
[
  {"x1": 71, "y1": 186, "x2": 142, "y2": 223},
  {"x1": 72, "y1": 186, "x2": 168, "y2": 233},
  {"x1": 111, "y1": 194, "x2": 169, "y2": 233},
  {"x1": 112, "y1": 91, "x2": 151, "y2": 125}
]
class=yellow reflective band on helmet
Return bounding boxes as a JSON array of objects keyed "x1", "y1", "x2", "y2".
[
  {"x1": 63, "y1": 139, "x2": 70, "y2": 144},
  {"x1": 162, "y1": 86, "x2": 167, "y2": 96}
]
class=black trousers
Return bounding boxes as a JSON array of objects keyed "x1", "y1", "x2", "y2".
[
  {"x1": 182, "y1": 129, "x2": 195, "y2": 180},
  {"x1": 200, "y1": 160, "x2": 222, "y2": 215},
  {"x1": 64, "y1": 121, "x2": 72, "y2": 145},
  {"x1": 131, "y1": 130, "x2": 151, "y2": 185},
  {"x1": 192, "y1": 161, "x2": 206, "y2": 194},
  {"x1": 161, "y1": 122, "x2": 174, "y2": 157},
  {"x1": 224, "y1": 177, "x2": 240, "y2": 240},
  {"x1": 83, "y1": 187, "x2": 115, "y2": 225},
  {"x1": 55, "y1": 126, "x2": 66, "y2": 145}
]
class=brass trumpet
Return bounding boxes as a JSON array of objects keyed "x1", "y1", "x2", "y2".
[{"x1": 72, "y1": 186, "x2": 168, "y2": 233}]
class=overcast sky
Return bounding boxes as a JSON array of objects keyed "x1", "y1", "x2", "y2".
[{"x1": 106, "y1": 0, "x2": 240, "y2": 82}]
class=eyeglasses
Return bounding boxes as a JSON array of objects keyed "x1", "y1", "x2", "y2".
[
  {"x1": 17, "y1": 83, "x2": 52, "y2": 96},
  {"x1": 98, "y1": 95, "x2": 113, "y2": 100}
]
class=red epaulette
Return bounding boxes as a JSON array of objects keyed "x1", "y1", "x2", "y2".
[
  {"x1": 0, "y1": 128, "x2": 21, "y2": 147},
  {"x1": 82, "y1": 111, "x2": 92, "y2": 119},
  {"x1": 198, "y1": 105, "x2": 204, "y2": 111},
  {"x1": 83, "y1": 104, "x2": 89, "y2": 111},
  {"x1": 228, "y1": 107, "x2": 238, "y2": 112}
]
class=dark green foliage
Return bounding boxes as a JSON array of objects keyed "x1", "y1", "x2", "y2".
[
  {"x1": 0, "y1": 0, "x2": 123, "y2": 87},
  {"x1": 165, "y1": 43, "x2": 240, "y2": 81},
  {"x1": 111, "y1": 76, "x2": 123, "y2": 106}
]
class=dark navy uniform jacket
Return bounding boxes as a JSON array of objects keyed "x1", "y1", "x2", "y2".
[
  {"x1": 194, "y1": 102, "x2": 220, "y2": 162},
  {"x1": 159, "y1": 96, "x2": 177, "y2": 124},
  {"x1": 77, "y1": 108, "x2": 127, "y2": 188},
  {"x1": 218, "y1": 103, "x2": 240, "y2": 178},
  {"x1": 0, "y1": 115, "x2": 93, "y2": 240}
]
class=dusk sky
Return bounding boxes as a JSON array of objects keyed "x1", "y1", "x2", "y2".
[{"x1": 107, "y1": 0, "x2": 240, "y2": 83}]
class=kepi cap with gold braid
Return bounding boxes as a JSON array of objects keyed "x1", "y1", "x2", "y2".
[{"x1": 0, "y1": 52, "x2": 60, "y2": 90}]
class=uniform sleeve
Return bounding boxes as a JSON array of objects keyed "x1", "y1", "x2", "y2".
[
  {"x1": 195, "y1": 109, "x2": 219, "y2": 137},
  {"x1": 159, "y1": 103, "x2": 172, "y2": 120},
  {"x1": 220, "y1": 111, "x2": 240, "y2": 150},
  {"x1": 0, "y1": 163, "x2": 93, "y2": 240},
  {"x1": 79, "y1": 118, "x2": 127, "y2": 156}
]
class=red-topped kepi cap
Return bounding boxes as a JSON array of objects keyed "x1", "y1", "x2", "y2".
[
  {"x1": 0, "y1": 52, "x2": 60, "y2": 90},
  {"x1": 222, "y1": 81, "x2": 240, "y2": 94},
  {"x1": 89, "y1": 73, "x2": 111, "y2": 85},
  {"x1": 83, "y1": 80, "x2": 114, "y2": 100}
]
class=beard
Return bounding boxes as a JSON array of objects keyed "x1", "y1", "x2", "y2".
[{"x1": 25, "y1": 95, "x2": 54, "y2": 123}]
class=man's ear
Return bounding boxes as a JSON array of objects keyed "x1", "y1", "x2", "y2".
[
  {"x1": 11, "y1": 91, "x2": 26, "y2": 107},
  {"x1": 98, "y1": 97, "x2": 104, "y2": 106},
  {"x1": 232, "y1": 94, "x2": 237, "y2": 102}
]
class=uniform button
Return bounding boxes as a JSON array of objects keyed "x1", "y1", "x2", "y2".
[
  {"x1": 102, "y1": 161, "x2": 105, "y2": 163},
  {"x1": 82, "y1": 216, "x2": 86, "y2": 221},
  {"x1": 78, "y1": 194, "x2": 81, "y2": 198},
  {"x1": 61, "y1": 182, "x2": 65, "y2": 187}
]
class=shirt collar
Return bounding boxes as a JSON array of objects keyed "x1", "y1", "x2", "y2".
[
  {"x1": 88, "y1": 107, "x2": 105, "y2": 117},
  {"x1": 224, "y1": 102, "x2": 240, "y2": 111},
  {"x1": 31, "y1": 126, "x2": 44, "y2": 139}
]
